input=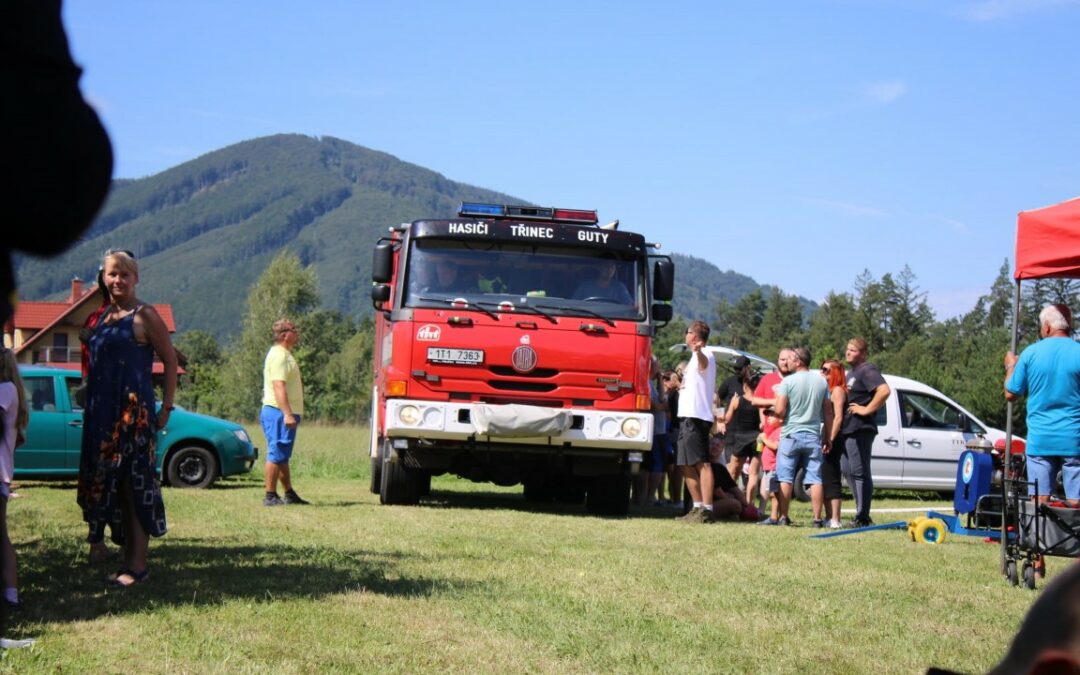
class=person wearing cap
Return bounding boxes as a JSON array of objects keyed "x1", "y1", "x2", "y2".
[{"x1": 260, "y1": 319, "x2": 310, "y2": 507}]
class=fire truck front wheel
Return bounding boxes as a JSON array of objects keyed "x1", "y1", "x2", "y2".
[
  {"x1": 585, "y1": 474, "x2": 630, "y2": 517},
  {"x1": 369, "y1": 454, "x2": 382, "y2": 495},
  {"x1": 379, "y1": 443, "x2": 422, "y2": 506}
]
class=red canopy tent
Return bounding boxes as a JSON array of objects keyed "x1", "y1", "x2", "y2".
[
  {"x1": 1015, "y1": 196, "x2": 1080, "y2": 279},
  {"x1": 1001, "y1": 196, "x2": 1080, "y2": 573}
]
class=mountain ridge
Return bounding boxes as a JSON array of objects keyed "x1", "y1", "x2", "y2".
[{"x1": 15, "y1": 134, "x2": 812, "y2": 337}]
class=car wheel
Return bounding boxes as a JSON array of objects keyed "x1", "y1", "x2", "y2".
[
  {"x1": 166, "y1": 445, "x2": 219, "y2": 489},
  {"x1": 793, "y1": 467, "x2": 810, "y2": 503}
]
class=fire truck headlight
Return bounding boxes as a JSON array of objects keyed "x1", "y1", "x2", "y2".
[
  {"x1": 399, "y1": 405, "x2": 421, "y2": 426},
  {"x1": 620, "y1": 417, "x2": 642, "y2": 439}
]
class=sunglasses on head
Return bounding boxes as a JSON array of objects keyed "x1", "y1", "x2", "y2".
[{"x1": 104, "y1": 248, "x2": 136, "y2": 259}]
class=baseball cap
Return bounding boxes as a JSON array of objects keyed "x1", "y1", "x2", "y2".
[{"x1": 732, "y1": 355, "x2": 751, "y2": 370}]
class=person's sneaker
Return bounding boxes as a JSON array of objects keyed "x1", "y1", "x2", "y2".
[
  {"x1": 283, "y1": 490, "x2": 310, "y2": 505},
  {"x1": 778, "y1": 515, "x2": 791, "y2": 526},
  {"x1": 828, "y1": 519, "x2": 843, "y2": 529},
  {"x1": 0, "y1": 637, "x2": 35, "y2": 649},
  {"x1": 677, "y1": 507, "x2": 713, "y2": 524},
  {"x1": 676, "y1": 506, "x2": 701, "y2": 522},
  {"x1": 263, "y1": 493, "x2": 284, "y2": 507},
  {"x1": 700, "y1": 508, "x2": 717, "y2": 524},
  {"x1": 847, "y1": 517, "x2": 873, "y2": 528},
  {"x1": 758, "y1": 516, "x2": 779, "y2": 525},
  {"x1": 812, "y1": 519, "x2": 826, "y2": 528}
]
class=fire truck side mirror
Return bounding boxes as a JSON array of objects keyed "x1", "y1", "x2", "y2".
[
  {"x1": 652, "y1": 303, "x2": 673, "y2": 322},
  {"x1": 371, "y1": 284, "x2": 391, "y2": 304},
  {"x1": 372, "y1": 243, "x2": 394, "y2": 283},
  {"x1": 652, "y1": 258, "x2": 674, "y2": 301}
]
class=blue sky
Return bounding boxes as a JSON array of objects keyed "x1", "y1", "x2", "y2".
[{"x1": 63, "y1": 0, "x2": 1080, "y2": 318}]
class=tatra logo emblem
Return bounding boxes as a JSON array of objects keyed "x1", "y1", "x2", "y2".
[
  {"x1": 416, "y1": 324, "x2": 441, "y2": 341},
  {"x1": 511, "y1": 345, "x2": 538, "y2": 373},
  {"x1": 520, "y1": 335, "x2": 531, "y2": 344}
]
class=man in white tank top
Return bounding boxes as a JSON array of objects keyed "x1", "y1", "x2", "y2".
[{"x1": 676, "y1": 321, "x2": 718, "y2": 523}]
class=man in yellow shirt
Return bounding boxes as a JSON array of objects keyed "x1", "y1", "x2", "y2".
[{"x1": 260, "y1": 319, "x2": 309, "y2": 506}]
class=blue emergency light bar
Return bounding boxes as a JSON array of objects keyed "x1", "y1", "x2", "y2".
[{"x1": 458, "y1": 202, "x2": 599, "y2": 225}]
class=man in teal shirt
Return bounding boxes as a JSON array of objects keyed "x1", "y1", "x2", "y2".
[
  {"x1": 1005, "y1": 303, "x2": 1080, "y2": 505},
  {"x1": 772, "y1": 347, "x2": 833, "y2": 527}
]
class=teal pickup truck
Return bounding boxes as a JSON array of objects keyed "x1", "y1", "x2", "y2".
[{"x1": 16, "y1": 366, "x2": 257, "y2": 488}]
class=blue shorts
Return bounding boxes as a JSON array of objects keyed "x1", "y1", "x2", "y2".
[
  {"x1": 775, "y1": 431, "x2": 822, "y2": 486},
  {"x1": 1025, "y1": 455, "x2": 1080, "y2": 499},
  {"x1": 261, "y1": 405, "x2": 300, "y2": 465},
  {"x1": 648, "y1": 434, "x2": 671, "y2": 473}
]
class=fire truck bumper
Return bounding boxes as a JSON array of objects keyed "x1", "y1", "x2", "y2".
[{"x1": 383, "y1": 399, "x2": 653, "y2": 451}]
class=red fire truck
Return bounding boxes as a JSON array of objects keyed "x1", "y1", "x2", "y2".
[{"x1": 369, "y1": 202, "x2": 674, "y2": 515}]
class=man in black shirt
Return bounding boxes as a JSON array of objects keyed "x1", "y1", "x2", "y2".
[{"x1": 839, "y1": 338, "x2": 890, "y2": 527}]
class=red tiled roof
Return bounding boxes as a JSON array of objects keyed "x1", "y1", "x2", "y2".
[
  {"x1": 14, "y1": 302, "x2": 71, "y2": 330},
  {"x1": 14, "y1": 287, "x2": 178, "y2": 354}
]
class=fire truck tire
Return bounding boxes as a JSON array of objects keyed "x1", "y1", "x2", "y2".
[
  {"x1": 418, "y1": 471, "x2": 432, "y2": 497},
  {"x1": 555, "y1": 481, "x2": 587, "y2": 505},
  {"x1": 379, "y1": 441, "x2": 421, "y2": 506},
  {"x1": 585, "y1": 474, "x2": 630, "y2": 516},
  {"x1": 369, "y1": 455, "x2": 382, "y2": 495}
]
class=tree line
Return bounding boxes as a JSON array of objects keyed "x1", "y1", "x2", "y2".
[
  {"x1": 655, "y1": 261, "x2": 1080, "y2": 434},
  {"x1": 175, "y1": 253, "x2": 1077, "y2": 434},
  {"x1": 174, "y1": 252, "x2": 374, "y2": 424}
]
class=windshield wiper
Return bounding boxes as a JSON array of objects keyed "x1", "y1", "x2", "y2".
[
  {"x1": 468, "y1": 299, "x2": 558, "y2": 324},
  {"x1": 536, "y1": 304, "x2": 616, "y2": 327},
  {"x1": 513, "y1": 303, "x2": 558, "y2": 324},
  {"x1": 415, "y1": 296, "x2": 500, "y2": 321}
]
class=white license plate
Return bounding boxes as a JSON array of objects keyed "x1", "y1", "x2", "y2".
[{"x1": 427, "y1": 347, "x2": 484, "y2": 365}]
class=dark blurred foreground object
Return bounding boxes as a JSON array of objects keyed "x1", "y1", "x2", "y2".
[
  {"x1": 0, "y1": 0, "x2": 112, "y2": 645},
  {"x1": 0, "y1": 0, "x2": 114, "y2": 327}
]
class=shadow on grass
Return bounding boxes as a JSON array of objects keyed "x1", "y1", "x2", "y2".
[
  {"x1": 15, "y1": 536, "x2": 477, "y2": 627},
  {"x1": 421, "y1": 488, "x2": 674, "y2": 520}
]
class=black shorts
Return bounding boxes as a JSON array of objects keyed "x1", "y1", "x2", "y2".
[
  {"x1": 677, "y1": 417, "x2": 712, "y2": 466},
  {"x1": 727, "y1": 432, "x2": 760, "y2": 460}
]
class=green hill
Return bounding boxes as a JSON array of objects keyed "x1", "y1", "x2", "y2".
[{"x1": 15, "y1": 134, "x2": 809, "y2": 337}]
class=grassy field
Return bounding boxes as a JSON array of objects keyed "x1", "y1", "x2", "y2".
[{"x1": 0, "y1": 424, "x2": 1057, "y2": 673}]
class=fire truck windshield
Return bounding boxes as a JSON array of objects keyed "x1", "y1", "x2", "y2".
[{"x1": 403, "y1": 239, "x2": 645, "y2": 321}]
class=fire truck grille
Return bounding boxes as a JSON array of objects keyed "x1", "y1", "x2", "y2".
[
  {"x1": 488, "y1": 366, "x2": 559, "y2": 378},
  {"x1": 488, "y1": 381, "x2": 557, "y2": 393}
]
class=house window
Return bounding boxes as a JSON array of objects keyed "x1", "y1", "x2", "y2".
[{"x1": 53, "y1": 333, "x2": 69, "y2": 362}]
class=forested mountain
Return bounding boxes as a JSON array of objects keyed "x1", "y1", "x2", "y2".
[{"x1": 15, "y1": 134, "x2": 801, "y2": 337}]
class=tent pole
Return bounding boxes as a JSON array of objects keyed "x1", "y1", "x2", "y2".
[{"x1": 1001, "y1": 280, "x2": 1021, "y2": 574}]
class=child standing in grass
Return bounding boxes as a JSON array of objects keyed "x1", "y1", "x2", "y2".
[
  {"x1": 0, "y1": 348, "x2": 28, "y2": 610},
  {"x1": 757, "y1": 409, "x2": 783, "y2": 525}
]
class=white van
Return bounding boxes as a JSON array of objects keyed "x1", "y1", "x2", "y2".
[{"x1": 672, "y1": 345, "x2": 1017, "y2": 493}]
